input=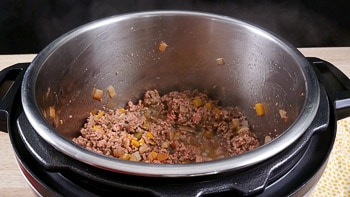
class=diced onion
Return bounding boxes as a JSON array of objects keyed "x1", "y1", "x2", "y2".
[
  {"x1": 49, "y1": 106, "x2": 55, "y2": 119},
  {"x1": 139, "y1": 144, "x2": 150, "y2": 154},
  {"x1": 264, "y1": 136, "x2": 272, "y2": 144},
  {"x1": 106, "y1": 85, "x2": 117, "y2": 98},
  {"x1": 231, "y1": 118, "x2": 240, "y2": 128},
  {"x1": 130, "y1": 151, "x2": 142, "y2": 161},
  {"x1": 92, "y1": 88, "x2": 103, "y2": 101},
  {"x1": 216, "y1": 58, "x2": 225, "y2": 65},
  {"x1": 179, "y1": 105, "x2": 188, "y2": 113},
  {"x1": 279, "y1": 109, "x2": 288, "y2": 122},
  {"x1": 241, "y1": 120, "x2": 249, "y2": 128}
]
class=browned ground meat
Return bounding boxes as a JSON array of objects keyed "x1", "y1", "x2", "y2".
[{"x1": 73, "y1": 89, "x2": 260, "y2": 164}]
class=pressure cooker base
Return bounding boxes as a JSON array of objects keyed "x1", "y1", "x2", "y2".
[
  {"x1": 11, "y1": 111, "x2": 334, "y2": 196},
  {"x1": 9, "y1": 83, "x2": 335, "y2": 196}
]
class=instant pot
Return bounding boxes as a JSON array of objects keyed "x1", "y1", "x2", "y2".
[{"x1": 1, "y1": 11, "x2": 350, "y2": 196}]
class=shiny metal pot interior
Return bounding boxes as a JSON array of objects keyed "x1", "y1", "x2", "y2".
[{"x1": 22, "y1": 11, "x2": 320, "y2": 177}]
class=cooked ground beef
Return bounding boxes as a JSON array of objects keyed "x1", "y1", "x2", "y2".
[{"x1": 73, "y1": 89, "x2": 260, "y2": 164}]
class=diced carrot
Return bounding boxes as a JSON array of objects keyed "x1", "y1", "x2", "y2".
[
  {"x1": 131, "y1": 139, "x2": 140, "y2": 147},
  {"x1": 158, "y1": 41, "x2": 168, "y2": 52},
  {"x1": 146, "y1": 132, "x2": 154, "y2": 140},
  {"x1": 139, "y1": 138, "x2": 145, "y2": 145},
  {"x1": 192, "y1": 97, "x2": 203, "y2": 107},
  {"x1": 97, "y1": 111, "x2": 104, "y2": 118},
  {"x1": 119, "y1": 153, "x2": 131, "y2": 160},
  {"x1": 150, "y1": 151, "x2": 158, "y2": 159},
  {"x1": 157, "y1": 152, "x2": 169, "y2": 161},
  {"x1": 255, "y1": 103, "x2": 265, "y2": 116},
  {"x1": 204, "y1": 102, "x2": 212, "y2": 109}
]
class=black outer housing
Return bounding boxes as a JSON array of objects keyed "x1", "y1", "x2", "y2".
[
  {"x1": 308, "y1": 57, "x2": 350, "y2": 119},
  {"x1": 1, "y1": 57, "x2": 349, "y2": 196},
  {"x1": 13, "y1": 85, "x2": 332, "y2": 197},
  {"x1": 0, "y1": 63, "x2": 27, "y2": 132}
]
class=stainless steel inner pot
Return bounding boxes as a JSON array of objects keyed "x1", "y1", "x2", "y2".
[{"x1": 22, "y1": 11, "x2": 320, "y2": 177}]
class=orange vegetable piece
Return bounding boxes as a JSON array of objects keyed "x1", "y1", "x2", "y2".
[
  {"x1": 158, "y1": 41, "x2": 168, "y2": 52},
  {"x1": 150, "y1": 151, "x2": 158, "y2": 160},
  {"x1": 255, "y1": 103, "x2": 265, "y2": 116},
  {"x1": 192, "y1": 97, "x2": 203, "y2": 107},
  {"x1": 97, "y1": 111, "x2": 104, "y2": 118},
  {"x1": 131, "y1": 139, "x2": 140, "y2": 147},
  {"x1": 146, "y1": 132, "x2": 154, "y2": 140},
  {"x1": 157, "y1": 152, "x2": 169, "y2": 161},
  {"x1": 118, "y1": 108, "x2": 125, "y2": 114}
]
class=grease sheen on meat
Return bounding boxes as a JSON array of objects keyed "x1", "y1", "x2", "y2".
[{"x1": 73, "y1": 89, "x2": 260, "y2": 164}]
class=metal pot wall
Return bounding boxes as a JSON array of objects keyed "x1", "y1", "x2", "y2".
[{"x1": 20, "y1": 11, "x2": 333, "y2": 177}]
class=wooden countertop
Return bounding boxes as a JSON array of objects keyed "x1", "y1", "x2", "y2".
[{"x1": 0, "y1": 48, "x2": 350, "y2": 196}]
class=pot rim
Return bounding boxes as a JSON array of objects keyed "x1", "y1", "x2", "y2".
[{"x1": 21, "y1": 10, "x2": 320, "y2": 177}]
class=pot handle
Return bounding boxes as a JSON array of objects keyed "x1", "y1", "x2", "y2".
[
  {"x1": 0, "y1": 63, "x2": 29, "y2": 132},
  {"x1": 308, "y1": 57, "x2": 350, "y2": 120}
]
